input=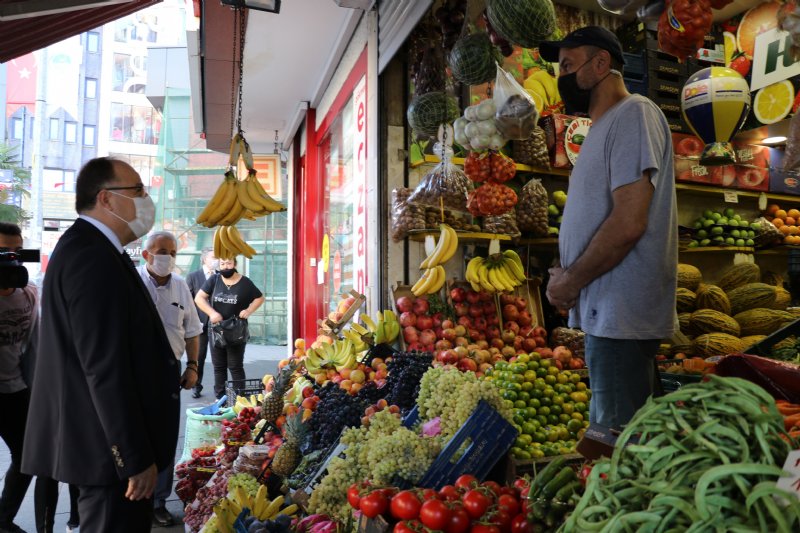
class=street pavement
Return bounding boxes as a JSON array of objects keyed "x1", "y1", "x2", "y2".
[{"x1": 0, "y1": 343, "x2": 287, "y2": 533}]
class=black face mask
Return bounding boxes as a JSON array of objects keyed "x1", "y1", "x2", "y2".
[
  {"x1": 220, "y1": 268, "x2": 237, "y2": 278},
  {"x1": 557, "y1": 56, "x2": 609, "y2": 115}
]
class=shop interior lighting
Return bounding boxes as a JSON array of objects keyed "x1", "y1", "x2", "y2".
[
  {"x1": 220, "y1": 0, "x2": 281, "y2": 14},
  {"x1": 761, "y1": 136, "x2": 788, "y2": 146}
]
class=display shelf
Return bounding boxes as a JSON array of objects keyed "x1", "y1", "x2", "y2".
[
  {"x1": 680, "y1": 246, "x2": 755, "y2": 253},
  {"x1": 518, "y1": 237, "x2": 559, "y2": 246},
  {"x1": 407, "y1": 230, "x2": 511, "y2": 242},
  {"x1": 675, "y1": 183, "x2": 800, "y2": 204},
  {"x1": 409, "y1": 154, "x2": 571, "y2": 177}
]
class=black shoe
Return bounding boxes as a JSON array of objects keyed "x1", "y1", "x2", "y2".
[
  {"x1": 152, "y1": 507, "x2": 174, "y2": 527},
  {"x1": 192, "y1": 389, "x2": 202, "y2": 398},
  {"x1": 0, "y1": 523, "x2": 26, "y2": 533}
]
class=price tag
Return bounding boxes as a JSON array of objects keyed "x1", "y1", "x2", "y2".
[
  {"x1": 723, "y1": 190, "x2": 738, "y2": 203},
  {"x1": 776, "y1": 450, "x2": 800, "y2": 502}
]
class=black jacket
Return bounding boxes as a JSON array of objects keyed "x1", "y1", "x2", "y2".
[
  {"x1": 185, "y1": 268, "x2": 210, "y2": 331},
  {"x1": 22, "y1": 218, "x2": 180, "y2": 485}
]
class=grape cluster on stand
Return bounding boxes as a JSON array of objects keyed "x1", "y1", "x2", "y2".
[
  {"x1": 183, "y1": 466, "x2": 232, "y2": 532},
  {"x1": 305, "y1": 381, "x2": 386, "y2": 453},
  {"x1": 383, "y1": 351, "x2": 433, "y2": 412}
]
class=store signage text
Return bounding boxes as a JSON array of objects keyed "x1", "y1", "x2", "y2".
[
  {"x1": 751, "y1": 28, "x2": 800, "y2": 91},
  {"x1": 352, "y1": 76, "x2": 367, "y2": 295}
]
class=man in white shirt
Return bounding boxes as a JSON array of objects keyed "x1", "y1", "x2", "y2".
[{"x1": 136, "y1": 230, "x2": 202, "y2": 527}]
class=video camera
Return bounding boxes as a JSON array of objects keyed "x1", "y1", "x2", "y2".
[{"x1": 0, "y1": 249, "x2": 40, "y2": 289}]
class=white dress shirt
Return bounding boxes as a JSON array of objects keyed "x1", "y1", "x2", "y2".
[
  {"x1": 79, "y1": 214, "x2": 123, "y2": 253},
  {"x1": 136, "y1": 264, "x2": 203, "y2": 359}
]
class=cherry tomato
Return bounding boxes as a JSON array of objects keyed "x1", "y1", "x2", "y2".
[
  {"x1": 455, "y1": 474, "x2": 478, "y2": 491},
  {"x1": 391, "y1": 490, "x2": 423, "y2": 521},
  {"x1": 439, "y1": 485, "x2": 461, "y2": 502},
  {"x1": 347, "y1": 483, "x2": 362, "y2": 509},
  {"x1": 481, "y1": 481, "x2": 502, "y2": 497},
  {"x1": 578, "y1": 464, "x2": 593, "y2": 485},
  {"x1": 510, "y1": 514, "x2": 530, "y2": 533},
  {"x1": 446, "y1": 506, "x2": 471, "y2": 533},
  {"x1": 470, "y1": 524, "x2": 500, "y2": 533},
  {"x1": 462, "y1": 489, "x2": 492, "y2": 519},
  {"x1": 497, "y1": 494, "x2": 520, "y2": 516},
  {"x1": 360, "y1": 491, "x2": 389, "y2": 519},
  {"x1": 487, "y1": 509, "x2": 513, "y2": 533},
  {"x1": 419, "y1": 499, "x2": 452, "y2": 531},
  {"x1": 513, "y1": 478, "x2": 529, "y2": 491},
  {"x1": 394, "y1": 522, "x2": 415, "y2": 533},
  {"x1": 498, "y1": 486, "x2": 518, "y2": 498},
  {"x1": 417, "y1": 488, "x2": 439, "y2": 501}
]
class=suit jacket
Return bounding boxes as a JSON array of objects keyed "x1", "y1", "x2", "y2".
[
  {"x1": 185, "y1": 268, "x2": 209, "y2": 331},
  {"x1": 22, "y1": 218, "x2": 180, "y2": 486}
]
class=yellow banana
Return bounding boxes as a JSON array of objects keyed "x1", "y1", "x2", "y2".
[
  {"x1": 253, "y1": 485, "x2": 268, "y2": 518},
  {"x1": 522, "y1": 77, "x2": 550, "y2": 107},
  {"x1": 465, "y1": 257, "x2": 483, "y2": 284},
  {"x1": 488, "y1": 267, "x2": 507, "y2": 292},
  {"x1": 494, "y1": 265, "x2": 516, "y2": 292},
  {"x1": 236, "y1": 178, "x2": 264, "y2": 212},
  {"x1": 203, "y1": 178, "x2": 238, "y2": 227},
  {"x1": 503, "y1": 251, "x2": 527, "y2": 281},
  {"x1": 226, "y1": 226, "x2": 256, "y2": 259},
  {"x1": 411, "y1": 269, "x2": 433, "y2": 296},
  {"x1": 427, "y1": 265, "x2": 446, "y2": 294},
  {"x1": 361, "y1": 315, "x2": 377, "y2": 333},
  {"x1": 281, "y1": 504, "x2": 299, "y2": 516},
  {"x1": 213, "y1": 227, "x2": 223, "y2": 259},
  {"x1": 502, "y1": 263, "x2": 522, "y2": 288},
  {"x1": 197, "y1": 173, "x2": 233, "y2": 224},
  {"x1": 528, "y1": 69, "x2": 559, "y2": 105},
  {"x1": 476, "y1": 263, "x2": 495, "y2": 293},
  {"x1": 247, "y1": 176, "x2": 286, "y2": 213},
  {"x1": 216, "y1": 195, "x2": 245, "y2": 227},
  {"x1": 217, "y1": 226, "x2": 240, "y2": 256},
  {"x1": 263, "y1": 495, "x2": 284, "y2": 520}
]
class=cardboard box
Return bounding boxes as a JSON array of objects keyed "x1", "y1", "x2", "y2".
[
  {"x1": 672, "y1": 133, "x2": 770, "y2": 191},
  {"x1": 769, "y1": 148, "x2": 800, "y2": 196},
  {"x1": 647, "y1": 49, "x2": 688, "y2": 77},
  {"x1": 540, "y1": 114, "x2": 592, "y2": 169},
  {"x1": 647, "y1": 70, "x2": 685, "y2": 98},
  {"x1": 652, "y1": 96, "x2": 691, "y2": 133}
]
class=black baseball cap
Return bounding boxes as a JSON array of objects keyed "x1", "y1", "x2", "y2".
[{"x1": 539, "y1": 26, "x2": 625, "y2": 66}]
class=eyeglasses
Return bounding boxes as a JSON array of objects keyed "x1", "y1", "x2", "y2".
[{"x1": 105, "y1": 184, "x2": 148, "y2": 196}]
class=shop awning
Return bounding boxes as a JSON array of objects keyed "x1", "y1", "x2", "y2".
[{"x1": 0, "y1": 0, "x2": 162, "y2": 64}]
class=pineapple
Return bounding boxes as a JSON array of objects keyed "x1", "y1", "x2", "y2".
[
  {"x1": 261, "y1": 362, "x2": 296, "y2": 423},
  {"x1": 271, "y1": 413, "x2": 307, "y2": 477}
]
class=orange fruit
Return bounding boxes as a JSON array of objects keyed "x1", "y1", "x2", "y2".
[
  {"x1": 791, "y1": 226, "x2": 800, "y2": 236},
  {"x1": 773, "y1": 218, "x2": 784, "y2": 228},
  {"x1": 776, "y1": 209, "x2": 788, "y2": 220},
  {"x1": 788, "y1": 208, "x2": 800, "y2": 219},
  {"x1": 786, "y1": 217, "x2": 796, "y2": 226},
  {"x1": 767, "y1": 204, "x2": 781, "y2": 215},
  {"x1": 780, "y1": 225, "x2": 791, "y2": 235},
  {"x1": 737, "y1": 1, "x2": 781, "y2": 59}
]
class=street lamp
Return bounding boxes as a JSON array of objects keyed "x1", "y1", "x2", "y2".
[{"x1": 220, "y1": 0, "x2": 281, "y2": 14}]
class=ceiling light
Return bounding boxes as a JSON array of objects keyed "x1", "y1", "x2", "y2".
[
  {"x1": 761, "y1": 136, "x2": 788, "y2": 146},
  {"x1": 220, "y1": 0, "x2": 281, "y2": 14}
]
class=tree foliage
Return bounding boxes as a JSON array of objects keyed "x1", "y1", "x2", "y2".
[{"x1": 0, "y1": 143, "x2": 31, "y2": 225}]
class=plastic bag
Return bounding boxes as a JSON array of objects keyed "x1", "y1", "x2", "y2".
[
  {"x1": 517, "y1": 178, "x2": 549, "y2": 236},
  {"x1": 753, "y1": 216, "x2": 784, "y2": 248},
  {"x1": 408, "y1": 143, "x2": 472, "y2": 213},
  {"x1": 391, "y1": 188, "x2": 426, "y2": 242},
  {"x1": 493, "y1": 64, "x2": 539, "y2": 140},
  {"x1": 513, "y1": 127, "x2": 550, "y2": 168},
  {"x1": 550, "y1": 327, "x2": 586, "y2": 359},
  {"x1": 423, "y1": 205, "x2": 480, "y2": 232},
  {"x1": 179, "y1": 406, "x2": 237, "y2": 463},
  {"x1": 483, "y1": 213, "x2": 521, "y2": 238}
]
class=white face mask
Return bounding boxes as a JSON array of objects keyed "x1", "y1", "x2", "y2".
[
  {"x1": 149, "y1": 253, "x2": 175, "y2": 277},
  {"x1": 106, "y1": 191, "x2": 156, "y2": 239}
]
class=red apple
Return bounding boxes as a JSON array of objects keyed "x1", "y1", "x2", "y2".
[
  {"x1": 413, "y1": 298, "x2": 430, "y2": 316},
  {"x1": 466, "y1": 290, "x2": 481, "y2": 304},
  {"x1": 454, "y1": 303, "x2": 469, "y2": 317},
  {"x1": 416, "y1": 315, "x2": 433, "y2": 330},
  {"x1": 399, "y1": 312, "x2": 417, "y2": 328},
  {"x1": 517, "y1": 312, "x2": 533, "y2": 327},
  {"x1": 457, "y1": 358, "x2": 478, "y2": 372},
  {"x1": 503, "y1": 304, "x2": 519, "y2": 321},
  {"x1": 396, "y1": 296, "x2": 414, "y2": 313},
  {"x1": 504, "y1": 321, "x2": 520, "y2": 335},
  {"x1": 450, "y1": 287, "x2": 467, "y2": 303}
]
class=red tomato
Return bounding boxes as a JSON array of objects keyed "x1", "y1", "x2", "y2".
[
  {"x1": 488, "y1": 509, "x2": 513, "y2": 533},
  {"x1": 496, "y1": 494, "x2": 520, "y2": 516},
  {"x1": 498, "y1": 486, "x2": 518, "y2": 498},
  {"x1": 510, "y1": 514, "x2": 530, "y2": 533},
  {"x1": 455, "y1": 474, "x2": 478, "y2": 491},
  {"x1": 360, "y1": 491, "x2": 389, "y2": 519},
  {"x1": 394, "y1": 522, "x2": 414, "y2": 533},
  {"x1": 470, "y1": 525, "x2": 500, "y2": 533},
  {"x1": 481, "y1": 481, "x2": 502, "y2": 496},
  {"x1": 513, "y1": 478, "x2": 529, "y2": 491},
  {"x1": 462, "y1": 489, "x2": 492, "y2": 519},
  {"x1": 419, "y1": 499, "x2": 452, "y2": 531},
  {"x1": 418, "y1": 488, "x2": 439, "y2": 501},
  {"x1": 439, "y1": 485, "x2": 461, "y2": 501},
  {"x1": 578, "y1": 464, "x2": 593, "y2": 485},
  {"x1": 347, "y1": 483, "x2": 362, "y2": 509},
  {"x1": 391, "y1": 491, "x2": 423, "y2": 521},
  {"x1": 446, "y1": 507, "x2": 471, "y2": 533}
]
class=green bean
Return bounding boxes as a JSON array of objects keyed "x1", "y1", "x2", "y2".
[{"x1": 694, "y1": 463, "x2": 786, "y2": 519}]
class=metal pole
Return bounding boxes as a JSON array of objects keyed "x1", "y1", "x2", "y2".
[{"x1": 30, "y1": 47, "x2": 46, "y2": 248}]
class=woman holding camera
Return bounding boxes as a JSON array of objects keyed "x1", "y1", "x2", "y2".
[{"x1": 194, "y1": 257, "x2": 265, "y2": 399}]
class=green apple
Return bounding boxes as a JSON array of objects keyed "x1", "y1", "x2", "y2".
[
  {"x1": 548, "y1": 226, "x2": 559, "y2": 235},
  {"x1": 694, "y1": 220, "x2": 703, "y2": 229},
  {"x1": 731, "y1": 229, "x2": 741, "y2": 238},
  {"x1": 751, "y1": 222, "x2": 762, "y2": 231},
  {"x1": 718, "y1": 217, "x2": 729, "y2": 226},
  {"x1": 724, "y1": 208, "x2": 735, "y2": 218},
  {"x1": 548, "y1": 204, "x2": 559, "y2": 216},
  {"x1": 711, "y1": 212, "x2": 722, "y2": 221},
  {"x1": 725, "y1": 237, "x2": 735, "y2": 245},
  {"x1": 745, "y1": 239, "x2": 755, "y2": 246},
  {"x1": 553, "y1": 190, "x2": 568, "y2": 208},
  {"x1": 688, "y1": 240, "x2": 699, "y2": 248},
  {"x1": 736, "y1": 239, "x2": 745, "y2": 247},
  {"x1": 700, "y1": 238, "x2": 711, "y2": 246},
  {"x1": 711, "y1": 226, "x2": 724, "y2": 236},
  {"x1": 703, "y1": 219, "x2": 715, "y2": 228},
  {"x1": 703, "y1": 209, "x2": 713, "y2": 218},
  {"x1": 728, "y1": 219, "x2": 740, "y2": 227},
  {"x1": 697, "y1": 229, "x2": 708, "y2": 239}
]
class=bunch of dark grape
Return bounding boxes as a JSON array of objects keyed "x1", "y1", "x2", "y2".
[
  {"x1": 304, "y1": 382, "x2": 386, "y2": 453},
  {"x1": 384, "y1": 351, "x2": 433, "y2": 413},
  {"x1": 481, "y1": 10, "x2": 513, "y2": 56}
]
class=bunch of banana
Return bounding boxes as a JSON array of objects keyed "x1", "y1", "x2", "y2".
[
  {"x1": 465, "y1": 250, "x2": 526, "y2": 293},
  {"x1": 343, "y1": 323, "x2": 372, "y2": 352},
  {"x1": 195, "y1": 134, "x2": 286, "y2": 228},
  {"x1": 214, "y1": 225, "x2": 257, "y2": 260},
  {"x1": 411, "y1": 265, "x2": 446, "y2": 297},
  {"x1": 420, "y1": 224, "x2": 458, "y2": 269},
  {"x1": 211, "y1": 497, "x2": 242, "y2": 533},
  {"x1": 523, "y1": 68, "x2": 561, "y2": 113},
  {"x1": 236, "y1": 486, "x2": 299, "y2": 522},
  {"x1": 303, "y1": 338, "x2": 358, "y2": 375},
  {"x1": 363, "y1": 310, "x2": 400, "y2": 345},
  {"x1": 234, "y1": 392, "x2": 265, "y2": 414}
]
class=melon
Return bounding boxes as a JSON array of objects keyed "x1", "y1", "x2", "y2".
[
  {"x1": 407, "y1": 92, "x2": 460, "y2": 137},
  {"x1": 734, "y1": 308, "x2": 796, "y2": 336},
  {"x1": 693, "y1": 333, "x2": 747, "y2": 357},
  {"x1": 448, "y1": 33, "x2": 499, "y2": 86},
  {"x1": 770, "y1": 287, "x2": 791, "y2": 310},
  {"x1": 486, "y1": 0, "x2": 556, "y2": 49},
  {"x1": 678, "y1": 312, "x2": 692, "y2": 332},
  {"x1": 717, "y1": 263, "x2": 760, "y2": 292},
  {"x1": 677, "y1": 263, "x2": 702, "y2": 291},
  {"x1": 727, "y1": 283, "x2": 776, "y2": 315},
  {"x1": 695, "y1": 284, "x2": 731, "y2": 315},
  {"x1": 740, "y1": 335, "x2": 767, "y2": 349},
  {"x1": 689, "y1": 309, "x2": 741, "y2": 336},
  {"x1": 762, "y1": 270, "x2": 785, "y2": 287},
  {"x1": 676, "y1": 288, "x2": 697, "y2": 313}
]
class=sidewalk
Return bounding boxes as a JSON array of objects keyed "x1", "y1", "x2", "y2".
[{"x1": 0, "y1": 343, "x2": 286, "y2": 532}]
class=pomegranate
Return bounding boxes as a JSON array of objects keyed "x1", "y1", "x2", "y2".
[
  {"x1": 432, "y1": 312, "x2": 444, "y2": 329},
  {"x1": 435, "y1": 339, "x2": 452, "y2": 352},
  {"x1": 478, "y1": 291, "x2": 493, "y2": 302},
  {"x1": 486, "y1": 326, "x2": 501, "y2": 340},
  {"x1": 443, "y1": 328, "x2": 457, "y2": 342},
  {"x1": 407, "y1": 342, "x2": 424, "y2": 352},
  {"x1": 523, "y1": 338, "x2": 538, "y2": 352},
  {"x1": 501, "y1": 330, "x2": 516, "y2": 344},
  {"x1": 450, "y1": 287, "x2": 467, "y2": 303},
  {"x1": 513, "y1": 336, "x2": 524, "y2": 350},
  {"x1": 420, "y1": 329, "x2": 437, "y2": 346},
  {"x1": 469, "y1": 305, "x2": 483, "y2": 318},
  {"x1": 504, "y1": 321, "x2": 520, "y2": 335},
  {"x1": 515, "y1": 297, "x2": 527, "y2": 311},
  {"x1": 454, "y1": 303, "x2": 469, "y2": 317},
  {"x1": 503, "y1": 304, "x2": 519, "y2": 321},
  {"x1": 482, "y1": 301, "x2": 496, "y2": 316},
  {"x1": 413, "y1": 298, "x2": 430, "y2": 316},
  {"x1": 396, "y1": 296, "x2": 414, "y2": 313},
  {"x1": 457, "y1": 316, "x2": 472, "y2": 329},
  {"x1": 403, "y1": 327, "x2": 419, "y2": 344},
  {"x1": 466, "y1": 291, "x2": 481, "y2": 304},
  {"x1": 468, "y1": 328, "x2": 482, "y2": 340},
  {"x1": 442, "y1": 319, "x2": 455, "y2": 330},
  {"x1": 532, "y1": 326, "x2": 547, "y2": 338},
  {"x1": 457, "y1": 358, "x2": 478, "y2": 372},
  {"x1": 487, "y1": 314, "x2": 500, "y2": 327},
  {"x1": 569, "y1": 358, "x2": 586, "y2": 369},
  {"x1": 416, "y1": 316, "x2": 434, "y2": 330},
  {"x1": 499, "y1": 294, "x2": 516, "y2": 306},
  {"x1": 490, "y1": 338, "x2": 505, "y2": 349},
  {"x1": 553, "y1": 346, "x2": 572, "y2": 363},
  {"x1": 473, "y1": 317, "x2": 488, "y2": 331},
  {"x1": 400, "y1": 312, "x2": 417, "y2": 328},
  {"x1": 517, "y1": 312, "x2": 533, "y2": 327},
  {"x1": 454, "y1": 325, "x2": 467, "y2": 337},
  {"x1": 534, "y1": 336, "x2": 546, "y2": 348}
]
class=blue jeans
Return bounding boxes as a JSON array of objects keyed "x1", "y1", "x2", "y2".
[{"x1": 584, "y1": 335, "x2": 661, "y2": 430}]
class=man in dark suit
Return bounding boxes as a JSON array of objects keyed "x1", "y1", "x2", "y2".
[
  {"x1": 22, "y1": 157, "x2": 180, "y2": 532},
  {"x1": 185, "y1": 247, "x2": 216, "y2": 398}
]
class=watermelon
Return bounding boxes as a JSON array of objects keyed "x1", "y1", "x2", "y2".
[
  {"x1": 486, "y1": 0, "x2": 556, "y2": 49},
  {"x1": 407, "y1": 92, "x2": 460, "y2": 138},
  {"x1": 449, "y1": 33, "x2": 499, "y2": 86}
]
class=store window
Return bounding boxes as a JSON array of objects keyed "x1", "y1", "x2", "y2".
[
  {"x1": 83, "y1": 125, "x2": 96, "y2": 146},
  {"x1": 85, "y1": 78, "x2": 97, "y2": 99},
  {"x1": 86, "y1": 32, "x2": 99, "y2": 53},
  {"x1": 43, "y1": 169, "x2": 76, "y2": 192},
  {"x1": 112, "y1": 53, "x2": 146, "y2": 93},
  {"x1": 49, "y1": 118, "x2": 59, "y2": 140},
  {"x1": 110, "y1": 103, "x2": 161, "y2": 144},
  {"x1": 64, "y1": 122, "x2": 77, "y2": 143},
  {"x1": 11, "y1": 118, "x2": 22, "y2": 140}
]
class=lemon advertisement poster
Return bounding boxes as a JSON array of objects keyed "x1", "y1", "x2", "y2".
[{"x1": 750, "y1": 28, "x2": 800, "y2": 92}]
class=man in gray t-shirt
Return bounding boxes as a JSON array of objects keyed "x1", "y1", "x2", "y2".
[{"x1": 540, "y1": 27, "x2": 677, "y2": 430}]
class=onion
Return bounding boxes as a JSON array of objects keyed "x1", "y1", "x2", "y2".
[
  {"x1": 464, "y1": 105, "x2": 478, "y2": 122},
  {"x1": 476, "y1": 100, "x2": 496, "y2": 120},
  {"x1": 477, "y1": 119, "x2": 497, "y2": 135},
  {"x1": 464, "y1": 122, "x2": 480, "y2": 138},
  {"x1": 488, "y1": 134, "x2": 505, "y2": 151}
]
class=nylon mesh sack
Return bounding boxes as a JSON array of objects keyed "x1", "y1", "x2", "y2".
[{"x1": 486, "y1": 0, "x2": 556, "y2": 49}]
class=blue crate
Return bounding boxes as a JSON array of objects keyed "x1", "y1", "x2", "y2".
[
  {"x1": 402, "y1": 405, "x2": 420, "y2": 427},
  {"x1": 625, "y1": 75, "x2": 648, "y2": 96},
  {"x1": 410, "y1": 401, "x2": 518, "y2": 490},
  {"x1": 623, "y1": 51, "x2": 646, "y2": 80}
]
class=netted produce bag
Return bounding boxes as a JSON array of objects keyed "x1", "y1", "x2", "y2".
[
  {"x1": 483, "y1": 212, "x2": 521, "y2": 238},
  {"x1": 516, "y1": 178, "x2": 549, "y2": 236},
  {"x1": 408, "y1": 142, "x2": 472, "y2": 213},
  {"x1": 468, "y1": 181, "x2": 518, "y2": 216},
  {"x1": 494, "y1": 64, "x2": 539, "y2": 140},
  {"x1": 486, "y1": 0, "x2": 556, "y2": 49},
  {"x1": 464, "y1": 150, "x2": 517, "y2": 183},
  {"x1": 753, "y1": 216, "x2": 784, "y2": 248},
  {"x1": 407, "y1": 91, "x2": 460, "y2": 138},
  {"x1": 179, "y1": 406, "x2": 236, "y2": 463},
  {"x1": 423, "y1": 206, "x2": 480, "y2": 231},
  {"x1": 513, "y1": 126, "x2": 550, "y2": 168},
  {"x1": 391, "y1": 188, "x2": 426, "y2": 242},
  {"x1": 448, "y1": 31, "x2": 500, "y2": 86}
]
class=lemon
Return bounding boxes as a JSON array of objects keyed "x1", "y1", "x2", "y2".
[
  {"x1": 723, "y1": 31, "x2": 736, "y2": 66},
  {"x1": 753, "y1": 80, "x2": 795, "y2": 124}
]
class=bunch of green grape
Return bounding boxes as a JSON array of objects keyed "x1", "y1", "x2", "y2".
[
  {"x1": 228, "y1": 473, "x2": 260, "y2": 497},
  {"x1": 307, "y1": 455, "x2": 364, "y2": 521},
  {"x1": 366, "y1": 425, "x2": 439, "y2": 484}
]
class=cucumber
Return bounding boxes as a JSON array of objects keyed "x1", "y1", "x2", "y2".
[
  {"x1": 532, "y1": 456, "x2": 568, "y2": 494},
  {"x1": 554, "y1": 480, "x2": 582, "y2": 503},
  {"x1": 542, "y1": 466, "x2": 577, "y2": 499}
]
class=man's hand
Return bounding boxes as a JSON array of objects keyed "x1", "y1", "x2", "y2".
[
  {"x1": 180, "y1": 367, "x2": 198, "y2": 389},
  {"x1": 209, "y1": 312, "x2": 223, "y2": 324},
  {"x1": 126, "y1": 463, "x2": 157, "y2": 501},
  {"x1": 546, "y1": 267, "x2": 579, "y2": 312}
]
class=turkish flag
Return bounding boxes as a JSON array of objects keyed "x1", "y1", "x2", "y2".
[{"x1": 6, "y1": 53, "x2": 37, "y2": 114}]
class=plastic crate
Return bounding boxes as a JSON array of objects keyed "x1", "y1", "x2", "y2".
[
  {"x1": 404, "y1": 401, "x2": 518, "y2": 490},
  {"x1": 226, "y1": 378, "x2": 264, "y2": 408},
  {"x1": 661, "y1": 378, "x2": 682, "y2": 393},
  {"x1": 622, "y1": 51, "x2": 646, "y2": 80}
]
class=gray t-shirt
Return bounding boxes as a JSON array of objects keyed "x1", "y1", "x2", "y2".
[
  {"x1": 0, "y1": 283, "x2": 38, "y2": 393},
  {"x1": 559, "y1": 94, "x2": 677, "y2": 339}
]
